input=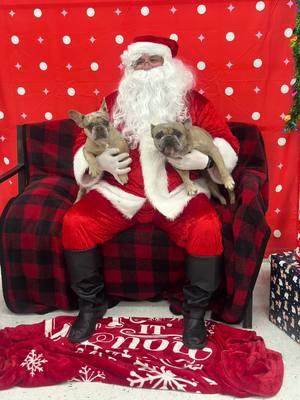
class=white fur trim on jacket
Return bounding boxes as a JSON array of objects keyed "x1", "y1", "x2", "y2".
[
  {"x1": 93, "y1": 181, "x2": 146, "y2": 219},
  {"x1": 207, "y1": 138, "x2": 238, "y2": 184},
  {"x1": 95, "y1": 175, "x2": 210, "y2": 221},
  {"x1": 121, "y1": 42, "x2": 172, "y2": 67},
  {"x1": 73, "y1": 145, "x2": 102, "y2": 188}
]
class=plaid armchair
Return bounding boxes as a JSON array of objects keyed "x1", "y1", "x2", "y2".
[{"x1": 0, "y1": 119, "x2": 270, "y2": 328}]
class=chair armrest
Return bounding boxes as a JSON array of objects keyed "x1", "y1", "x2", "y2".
[
  {"x1": 238, "y1": 168, "x2": 266, "y2": 187},
  {"x1": 0, "y1": 164, "x2": 25, "y2": 184},
  {"x1": 236, "y1": 169, "x2": 268, "y2": 212}
]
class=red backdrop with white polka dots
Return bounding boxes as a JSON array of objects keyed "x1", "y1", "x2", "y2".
[{"x1": 0, "y1": 0, "x2": 299, "y2": 255}]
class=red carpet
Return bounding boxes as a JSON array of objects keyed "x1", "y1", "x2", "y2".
[{"x1": 0, "y1": 316, "x2": 283, "y2": 396}]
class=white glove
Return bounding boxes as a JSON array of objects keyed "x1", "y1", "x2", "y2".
[
  {"x1": 167, "y1": 149, "x2": 209, "y2": 170},
  {"x1": 96, "y1": 148, "x2": 131, "y2": 184}
]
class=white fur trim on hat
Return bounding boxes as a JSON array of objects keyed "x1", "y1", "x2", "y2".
[{"x1": 121, "y1": 42, "x2": 172, "y2": 67}]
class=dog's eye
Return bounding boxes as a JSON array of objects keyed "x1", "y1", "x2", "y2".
[
  {"x1": 86, "y1": 123, "x2": 94, "y2": 131},
  {"x1": 174, "y1": 130, "x2": 182, "y2": 138},
  {"x1": 155, "y1": 131, "x2": 164, "y2": 139}
]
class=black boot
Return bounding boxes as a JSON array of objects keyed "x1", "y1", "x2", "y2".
[
  {"x1": 64, "y1": 247, "x2": 108, "y2": 343},
  {"x1": 182, "y1": 254, "x2": 221, "y2": 349}
]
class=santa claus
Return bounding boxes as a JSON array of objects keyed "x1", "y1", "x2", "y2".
[{"x1": 63, "y1": 36, "x2": 240, "y2": 348}]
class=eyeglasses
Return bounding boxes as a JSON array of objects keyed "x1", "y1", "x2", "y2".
[{"x1": 132, "y1": 55, "x2": 164, "y2": 68}]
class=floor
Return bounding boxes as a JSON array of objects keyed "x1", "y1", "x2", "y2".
[{"x1": 0, "y1": 260, "x2": 299, "y2": 399}]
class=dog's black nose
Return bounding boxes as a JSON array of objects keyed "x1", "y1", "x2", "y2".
[{"x1": 93, "y1": 126, "x2": 108, "y2": 140}]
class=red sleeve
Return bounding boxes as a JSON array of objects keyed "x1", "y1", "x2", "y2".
[{"x1": 187, "y1": 90, "x2": 240, "y2": 154}]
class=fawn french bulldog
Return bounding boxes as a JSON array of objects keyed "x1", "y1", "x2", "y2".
[
  {"x1": 151, "y1": 119, "x2": 235, "y2": 204},
  {"x1": 69, "y1": 100, "x2": 129, "y2": 202}
]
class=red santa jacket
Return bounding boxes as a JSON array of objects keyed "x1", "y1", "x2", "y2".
[{"x1": 73, "y1": 90, "x2": 239, "y2": 220}]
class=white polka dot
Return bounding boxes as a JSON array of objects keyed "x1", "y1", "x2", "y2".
[
  {"x1": 170, "y1": 33, "x2": 178, "y2": 41},
  {"x1": 275, "y1": 185, "x2": 282, "y2": 192},
  {"x1": 284, "y1": 28, "x2": 293, "y2": 38},
  {"x1": 86, "y1": 7, "x2": 95, "y2": 17},
  {"x1": 273, "y1": 230, "x2": 281, "y2": 238},
  {"x1": 3, "y1": 157, "x2": 10, "y2": 165},
  {"x1": 90, "y1": 62, "x2": 99, "y2": 71},
  {"x1": 39, "y1": 62, "x2": 48, "y2": 71},
  {"x1": 115, "y1": 35, "x2": 124, "y2": 44},
  {"x1": 33, "y1": 8, "x2": 42, "y2": 18},
  {"x1": 17, "y1": 87, "x2": 26, "y2": 95},
  {"x1": 225, "y1": 87, "x2": 234, "y2": 96},
  {"x1": 197, "y1": 61, "x2": 206, "y2": 71},
  {"x1": 277, "y1": 137, "x2": 286, "y2": 146},
  {"x1": 290, "y1": 78, "x2": 296, "y2": 86},
  {"x1": 45, "y1": 112, "x2": 53, "y2": 120},
  {"x1": 253, "y1": 58, "x2": 263, "y2": 68},
  {"x1": 280, "y1": 84, "x2": 289, "y2": 94},
  {"x1": 226, "y1": 32, "x2": 235, "y2": 41},
  {"x1": 256, "y1": 1, "x2": 265, "y2": 11},
  {"x1": 141, "y1": 6, "x2": 150, "y2": 16},
  {"x1": 67, "y1": 87, "x2": 75, "y2": 96},
  {"x1": 62, "y1": 35, "x2": 71, "y2": 45},
  {"x1": 197, "y1": 4, "x2": 206, "y2": 14},
  {"x1": 252, "y1": 112, "x2": 260, "y2": 120},
  {"x1": 0, "y1": 111, "x2": 4, "y2": 119},
  {"x1": 11, "y1": 35, "x2": 19, "y2": 45}
]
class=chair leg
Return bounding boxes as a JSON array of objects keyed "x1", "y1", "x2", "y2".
[{"x1": 242, "y1": 293, "x2": 253, "y2": 329}]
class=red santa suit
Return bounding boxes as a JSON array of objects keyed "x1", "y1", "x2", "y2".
[{"x1": 62, "y1": 90, "x2": 239, "y2": 256}]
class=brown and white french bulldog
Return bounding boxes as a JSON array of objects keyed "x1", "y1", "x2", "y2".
[
  {"x1": 151, "y1": 119, "x2": 235, "y2": 204},
  {"x1": 69, "y1": 100, "x2": 129, "y2": 202}
]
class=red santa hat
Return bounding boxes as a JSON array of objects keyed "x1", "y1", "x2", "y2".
[{"x1": 121, "y1": 35, "x2": 178, "y2": 67}]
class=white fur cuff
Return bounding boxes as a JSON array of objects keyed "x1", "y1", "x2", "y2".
[
  {"x1": 207, "y1": 138, "x2": 238, "y2": 184},
  {"x1": 73, "y1": 146, "x2": 101, "y2": 188},
  {"x1": 95, "y1": 181, "x2": 146, "y2": 219}
]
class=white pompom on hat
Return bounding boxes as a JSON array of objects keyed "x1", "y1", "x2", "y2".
[{"x1": 121, "y1": 35, "x2": 179, "y2": 67}]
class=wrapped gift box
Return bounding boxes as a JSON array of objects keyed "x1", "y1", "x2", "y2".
[{"x1": 269, "y1": 250, "x2": 300, "y2": 344}]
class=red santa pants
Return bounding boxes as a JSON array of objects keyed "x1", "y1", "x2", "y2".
[{"x1": 62, "y1": 190, "x2": 223, "y2": 256}]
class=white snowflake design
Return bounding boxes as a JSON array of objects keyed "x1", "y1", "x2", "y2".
[
  {"x1": 127, "y1": 359, "x2": 198, "y2": 391},
  {"x1": 20, "y1": 349, "x2": 48, "y2": 376},
  {"x1": 71, "y1": 365, "x2": 106, "y2": 382},
  {"x1": 161, "y1": 358, "x2": 204, "y2": 371}
]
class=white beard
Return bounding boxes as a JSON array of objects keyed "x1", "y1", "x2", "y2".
[{"x1": 112, "y1": 59, "x2": 195, "y2": 149}]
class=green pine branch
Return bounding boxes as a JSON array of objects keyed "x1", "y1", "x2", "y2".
[{"x1": 284, "y1": 1, "x2": 300, "y2": 132}]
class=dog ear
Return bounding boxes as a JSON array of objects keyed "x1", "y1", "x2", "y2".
[
  {"x1": 68, "y1": 110, "x2": 85, "y2": 128},
  {"x1": 150, "y1": 124, "x2": 156, "y2": 136},
  {"x1": 99, "y1": 99, "x2": 109, "y2": 115},
  {"x1": 183, "y1": 118, "x2": 192, "y2": 130}
]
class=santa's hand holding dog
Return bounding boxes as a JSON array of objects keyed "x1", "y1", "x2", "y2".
[{"x1": 63, "y1": 35, "x2": 239, "y2": 348}]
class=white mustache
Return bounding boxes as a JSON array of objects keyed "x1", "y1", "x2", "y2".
[{"x1": 130, "y1": 66, "x2": 165, "y2": 83}]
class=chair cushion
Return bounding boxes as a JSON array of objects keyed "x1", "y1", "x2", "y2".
[{"x1": 103, "y1": 224, "x2": 184, "y2": 299}]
